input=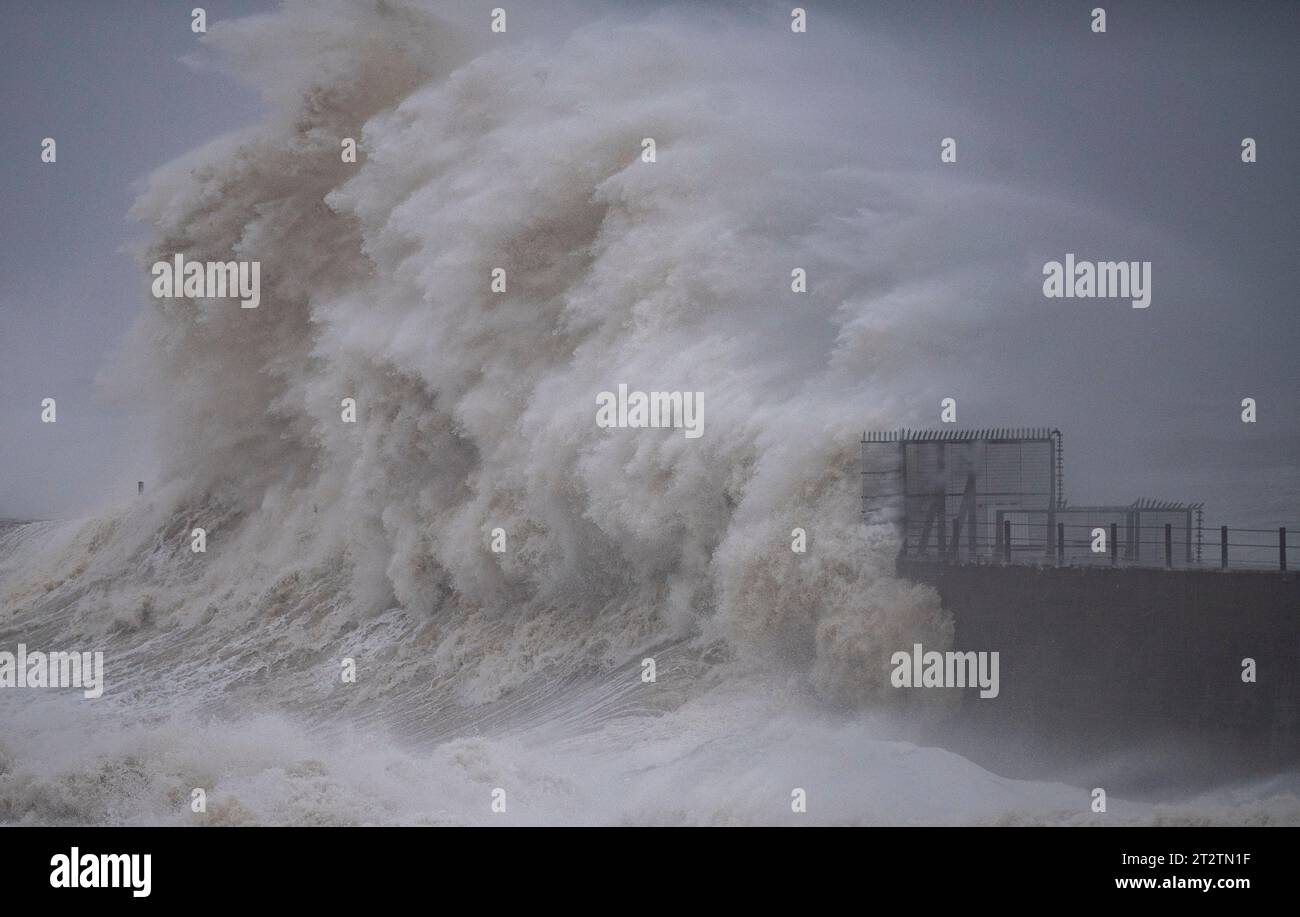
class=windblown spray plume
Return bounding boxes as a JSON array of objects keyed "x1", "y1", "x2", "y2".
[{"x1": 2, "y1": 0, "x2": 1293, "y2": 826}]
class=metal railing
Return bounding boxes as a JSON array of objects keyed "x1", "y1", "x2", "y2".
[{"x1": 898, "y1": 518, "x2": 1295, "y2": 572}]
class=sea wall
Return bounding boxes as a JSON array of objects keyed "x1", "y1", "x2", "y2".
[{"x1": 899, "y1": 560, "x2": 1300, "y2": 783}]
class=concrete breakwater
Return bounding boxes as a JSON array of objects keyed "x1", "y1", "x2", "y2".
[{"x1": 900, "y1": 560, "x2": 1300, "y2": 789}]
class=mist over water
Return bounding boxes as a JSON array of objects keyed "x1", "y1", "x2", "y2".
[{"x1": 1, "y1": 0, "x2": 1296, "y2": 825}]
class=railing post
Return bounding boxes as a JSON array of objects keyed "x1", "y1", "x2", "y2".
[
  {"x1": 1221, "y1": 526, "x2": 1228, "y2": 570},
  {"x1": 1110, "y1": 522, "x2": 1118, "y2": 566},
  {"x1": 1003, "y1": 520, "x2": 1011, "y2": 564},
  {"x1": 1165, "y1": 523, "x2": 1172, "y2": 568},
  {"x1": 938, "y1": 515, "x2": 947, "y2": 561},
  {"x1": 1282, "y1": 527, "x2": 1288, "y2": 572},
  {"x1": 951, "y1": 517, "x2": 961, "y2": 562},
  {"x1": 1057, "y1": 522, "x2": 1065, "y2": 566}
]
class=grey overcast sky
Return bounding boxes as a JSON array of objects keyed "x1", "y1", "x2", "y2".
[
  {"x1": 1, "y1": 0, "x2": 1297, "y2": 525},
  {"x1": 1, "y1": 0, "x2": 273, "y2": 519}
]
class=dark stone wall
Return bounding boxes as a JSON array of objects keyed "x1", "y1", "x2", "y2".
[{"x1": 899, "y1": 560, "x2": 1300, "y2": 782}]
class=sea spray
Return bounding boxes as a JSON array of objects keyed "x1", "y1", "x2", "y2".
[{"x1": 80, "y1": 0, "x2": 967, "y2": 709}]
